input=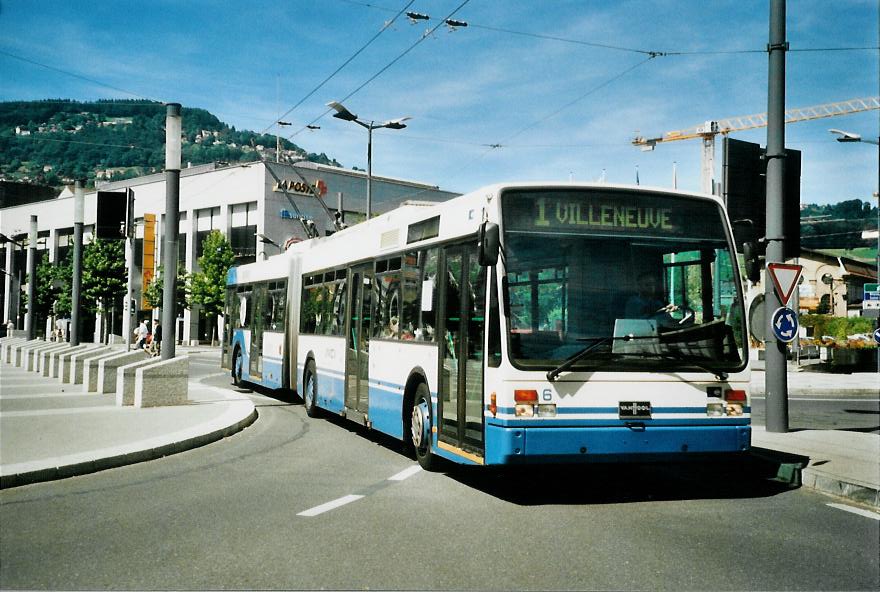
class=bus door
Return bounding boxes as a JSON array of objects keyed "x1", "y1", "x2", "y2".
[
  {"x1": 249, "y1": 283, "x2": 266, "y2": 379},
  {"x1": 438, "y1": 245, "x2": 486, "y2": 457},
  {"x1": 346, "y1": 264, "x2": 372, "y2": 415}
]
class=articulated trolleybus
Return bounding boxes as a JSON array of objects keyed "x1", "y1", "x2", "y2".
[{"x1": 223, "y1": 183, "x2": 750, "y2": 469}]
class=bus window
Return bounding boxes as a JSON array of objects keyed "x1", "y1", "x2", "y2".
[
  {"x1": 267, "y1": 281, "x2": 286, "y2": 331},
  {"x1": 237, "y1": 289, "x2": 252, "y2": 329},
  {"x1": 330, "y1": 279, "x2": 347, "y2": 336},
  {"x1": 417, "y1": 249, "x2": 438, "y2": 341},
  {"x1": 374, "y1": 265, "x2": 401, "y2": 340},
  {"x1": 301, "y1": 280, "x2": 321, "y2": 334}
]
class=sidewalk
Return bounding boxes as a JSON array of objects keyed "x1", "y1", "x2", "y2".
[
  {"x1": 0, "y1": 343, "x2": 255, "y2": 488},
  {"x1": 751, "y1": 427, "x2": 880, "y2": 507}
]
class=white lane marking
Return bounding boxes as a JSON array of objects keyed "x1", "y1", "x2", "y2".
[
  {"x1": 388, "y1": 465, "x2": 422, "y2": 481},
  {"x1": 297, "y1": 494, "x2": 364, "y2": 517},
  {"x1": 826, "y1": 503, "x2": 880, "y2": 521}
]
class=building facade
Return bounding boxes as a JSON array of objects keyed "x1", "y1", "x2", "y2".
[{"x1": 0, "y1": 161, "x2": 458, "y2": 343}]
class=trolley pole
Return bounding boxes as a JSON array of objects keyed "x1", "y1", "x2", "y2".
[
  {"x1": 161, "y1": 103, "x2": 182, "y2": 360},
  {"x1": 71, "y1": 180, "x2": 85, "y2": 346},
  {"x1": 764, "y1": 0, "x2": 790, "y2": 433},
  {"x1": 25, "y1": 215, "x2": 37, "y2": 340}
]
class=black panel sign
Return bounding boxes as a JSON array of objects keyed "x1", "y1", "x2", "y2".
[
  {"x1": 95, "y1": 190, "x2": 128, "y2": 239},
  {"x1": 502, "y1": 189, "x2": 726, "y2": 241},
  {"x1": 618, "y1": 401, "x2": 652, "y2": 419}
]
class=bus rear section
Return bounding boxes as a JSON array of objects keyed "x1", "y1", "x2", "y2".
[{"x1": 223, "y1": 255, "x2": 299, "y2": 391}]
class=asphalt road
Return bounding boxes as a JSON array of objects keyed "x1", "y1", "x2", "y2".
[
  {"x1": 1, "y1": 351, "x2": 878, "y2": 591},
  {"x1": 750, "y1": 394, "x2": 880, "y2": 433}
]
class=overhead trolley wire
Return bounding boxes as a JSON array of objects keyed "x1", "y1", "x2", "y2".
[
  {"x1": 260, "y1": 0, "x2": 416, "y2": 135},
  {"x1": 287, "y1": 0, "x2": 470, "y2": 140},
  {"x1": 0, "y1": 48, "x2": 164, "y2": 103}
]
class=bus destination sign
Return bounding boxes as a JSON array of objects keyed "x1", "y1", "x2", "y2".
[{"x1": 502, "y1": 190, "x2": 723, "y2": 240}]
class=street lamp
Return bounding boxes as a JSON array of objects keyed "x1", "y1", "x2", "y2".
[
  {"x1": 256, "y1": 233, "x2": 281, "y2": 259},
  {"x1": 276, "y1": 120, "x2": 292, "y2": 163},
  {"x1": 326, "y1": 101, "x2": 410, "y2": 220},
  {"x1": 829, "y1": 129, "x2": 880, "y2": 145}
]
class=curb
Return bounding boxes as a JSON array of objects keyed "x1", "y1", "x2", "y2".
[
  {"x1": 0, "y1": 388, "x2": 257, "y2": 490},
  {"x1": 801, "y1": 468, "x2": 880, "y2": 508},
  {"x1": 749, "y1": 446, "x2": 880, "y2": 508}
]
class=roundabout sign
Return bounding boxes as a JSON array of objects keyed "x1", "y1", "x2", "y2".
[{"x1": 771, "y1": 306, "x2": 798, "y2": 343}]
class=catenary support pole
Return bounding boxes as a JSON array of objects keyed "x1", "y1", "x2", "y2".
[
  {"x1": 71, "y1": 180, "x2": 85, "y2": 346},
  {"x1": 25, "y1": 215, "x2": 37, "y2": 340},
  {"x1": 162, "y1": 103, "x2": 182, "y2": 360},
  {"x1": 123, "y1": 188, "x2": 135, "y2": 350},
  {"x1": 764, "y1": 0, "x2": 789, "y2": 433},
  {"x1": 366, "y1": 125, "x2": 373, "y2": 220}
]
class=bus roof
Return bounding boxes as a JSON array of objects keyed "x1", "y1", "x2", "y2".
[{"x1": 228, "y1": 181, "x2": 727, "y2": 283}]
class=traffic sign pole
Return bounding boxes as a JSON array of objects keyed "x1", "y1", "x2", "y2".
[{"x1": 764, "y1": 0, "x2": 789, "y2": 434}]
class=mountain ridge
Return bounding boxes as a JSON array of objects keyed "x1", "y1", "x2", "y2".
[{"x1": 0, "y1": 99, "x2": 340, "y2": 188}]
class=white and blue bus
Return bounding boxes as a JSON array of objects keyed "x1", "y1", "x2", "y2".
[{"x1": 223, "y1": 183, "x2": 751, "y2": 469}]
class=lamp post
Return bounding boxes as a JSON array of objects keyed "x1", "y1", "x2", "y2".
[
  {"x1": 256, "y1": 233, "x2": 281, "y2": 260},
  {"x1": 829, "y1": 130, "x2": 880, "y2": 372},
  {"x1": 162, "y1": 103, "x2": 182, "y2": 360},
  {"x1": 829, "y1": 129, "x2": 880, "y2": 146},
  {"x1": 326, "y1": 101, "x2": 410, "y2": 220},
  {"x1": 71, "y1": 180, "x2": 84, "y2": 346},
  {"x1": 276, "y1": 120, "x2": 292, "y2": 163}
]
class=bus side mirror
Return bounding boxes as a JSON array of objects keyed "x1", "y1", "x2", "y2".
[
  {"x1": 477, "y1": 222, "x2": 499, "y2": 266},
  {"x1": 743, "y1": 241, "x2": 762, "y2": 283}
]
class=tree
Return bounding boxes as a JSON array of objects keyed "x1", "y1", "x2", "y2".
[
  {"x1": 33, "y1": 252, "x2": 72, "y2": 332},
  {"x1": 188, "y1": 230, "x2": 235, "y2": 344},
  {"x1": 143, "y1": 262, "x2": 189, "y2": 314},
  {"x1": 82, "y1": 238, "x2": 127, "y2": 341}
]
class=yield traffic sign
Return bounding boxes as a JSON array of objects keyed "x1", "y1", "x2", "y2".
[{"x1": 767, "y1": 263, "x2": 803, "y2": 305}]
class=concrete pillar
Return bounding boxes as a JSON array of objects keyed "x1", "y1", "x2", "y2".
[{"x1": 2, "y1": 245, "x2": 12, "y2": 327}]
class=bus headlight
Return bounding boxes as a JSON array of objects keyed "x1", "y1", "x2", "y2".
[
  {"x1": 515, "y1": 404, "x2": 535, "y2": 417},
  {"x1": 537, "y1": 404, "x2": 557, "y2": 417},
  {"x1": 706, "y1": 401, "x2": 724, "y2": 417}
]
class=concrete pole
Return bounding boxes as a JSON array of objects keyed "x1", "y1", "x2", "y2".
[
  {"x1": 25, "y1": 215, "x2": 37, "y2": 340},
  {"x1": 3, "y1": 242, "x2": 13, "y2": 326},
  {"x1": 123, "y1": 188, "x2": 135, "y2": 349},
  {"x1": 71, "y1": 180, "x2": 85, "y2": 346},
  {"x1": 764, "y1": 0, "x2": 789, "y2": 433},
  {"x1": 162, "y1": 103, "x2": 182, "y2": 360}
]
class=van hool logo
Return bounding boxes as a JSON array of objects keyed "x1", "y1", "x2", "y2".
[
  {"x1": 272, "y1": 178, "x2": 328, "y2": 197},
  {"x1": 619, "y1": 401, "x2": 652, "y2": 417}
]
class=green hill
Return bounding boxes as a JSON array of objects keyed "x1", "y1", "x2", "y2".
[{"x1": 0, "y1": 99, "x2": 340, "y2": 188}]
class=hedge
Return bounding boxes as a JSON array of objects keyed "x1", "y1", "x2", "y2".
[{"x1": 799, "y1": 314, "x2": 876, "y2": 340}]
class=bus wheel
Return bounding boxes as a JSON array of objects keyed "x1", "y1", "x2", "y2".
[
  {"x1": 303, "y1": 361, "x2": 320, "y2": 418},
  {"x1": 232, "y1": 348, "x2": 243, "y2": 387},
  {"x1": 411, "y1": 384, "x2": 438, "y2": 471}
]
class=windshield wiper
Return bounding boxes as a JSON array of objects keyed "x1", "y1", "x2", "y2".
[{"x1": 546, "y1": 334, "x2": 652, "y2": 382}]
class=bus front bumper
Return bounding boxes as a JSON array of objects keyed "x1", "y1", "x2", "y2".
[{"x1": 484, "y1": 423, "x2": 751, "y2": 465}]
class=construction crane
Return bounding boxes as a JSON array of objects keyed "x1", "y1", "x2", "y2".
[{"x1": 632, "y1": 97, "x2": 879, "y2": 194}]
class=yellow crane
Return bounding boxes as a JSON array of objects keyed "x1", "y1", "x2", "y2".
[{"x1": 632, "y1": 97, "x2": 879, "y2": 194}]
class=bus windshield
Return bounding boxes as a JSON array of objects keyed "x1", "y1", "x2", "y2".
[{"x1": 501, "y1": 188, "x2": 747, "y2": 374}]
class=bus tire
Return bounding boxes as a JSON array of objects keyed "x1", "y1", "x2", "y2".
[
  {"x1": 411, "y1": 383, "x2": 438, "y2": 471},
  {"x1": 232, "y1": 347, "x2": 243, "y2": 387},
  {"x1": 303, "y1": 361, "x2": 320, "y2": 418}
]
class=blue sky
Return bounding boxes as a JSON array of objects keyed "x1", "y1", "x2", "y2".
[{"x1": 1, "y1": 0, "x2": 877, "y2": 205}]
